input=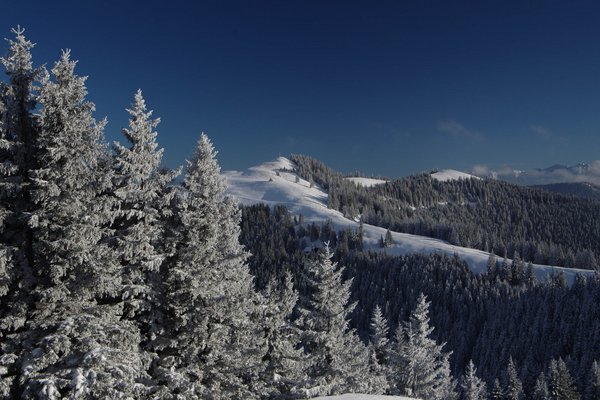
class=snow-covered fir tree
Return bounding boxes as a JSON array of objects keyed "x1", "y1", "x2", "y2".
[
  {"x1": 18, "y1": 49, "x2": 152, "y2": 398},
  {"x1": 366, "y1": 305, "x2": 390, "y2": 394},
  {"x1": 0, "y1": 26, "x2": 38, "y2": 398},
  {"x1": 585, "y1": 360, "x2": 600, "y2": 400},
  {"x1": 460, "y1": 360, "x2": 487, "y2": 400},
  {"x1": 259, "y1": 272, "x2": 306, "y2": 398},
  {"x1": 533, "y1": 372, "x2": 550, "y2": 400},
  {"x1": 395, "y1": 293, "x2": 456, "y2": 399},
  {"x1": 489, "y1": 378, "x2": 503, "y2": 400},
  {"x1": 156, "y1": 133, "x2": 265, "y2": 399},
  {"x1": 110, "y1": 89, "x2": 178, "y2": 332},
  {"x1": 546, "y1": 358, "x2": 580, "y2": 400},
  {"x1": 298, "y1": 244, "x2": 371, "y2": 397},
  {"x1": 503, "y1": 357, "x2": 525, "y2": 400}
]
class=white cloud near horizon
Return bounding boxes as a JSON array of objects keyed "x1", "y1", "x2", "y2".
[{"x1": 470, "y1": 160, "x2": 600, "y2": 186}]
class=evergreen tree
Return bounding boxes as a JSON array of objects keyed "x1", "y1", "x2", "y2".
[
  {"x1": 384, "y1": 229, "x2": 394, "y2": 248},
  {"x1": 367, "y1": 305, "x2": 391, "y2": 394},
  {"x1": 298, "y1": 245, "x2": 371, "y2": 397},
  {"x1": 503, "y1": 357, "x2": 524, "y2": 400},
  {"x1": 547, "y1": 358, "x2": 580, "y2": 400},
  {"x1": 0, "y1": 27, "x2": 38, "y2": 397},
  {"x1": 260, "y1": 273, "x2": 306, "y2": 398},
  {"x1": 110, "y1": 89, "x2": 178, "y2": 331},
  {"x1": 20, "y1": 50, "x2": 151, "y2": 398},
  {"x1": 156, "y1": 133, "x2": 264, "y2": 399},
  {"x1": 585, "y1": 360, "x2": 600, "y2": 400},
  {"x1": 533, "y1": 372, "x2": 550, "y2": 400},
  {"x1": 399, "y1": 293, "x2": 456, "y2": 400},
  {"x1": 489, "y1": 379, "x2": 503, "y2": 400},
  {"x1": 460, "y1": 360, "x2": 487, "y2": 400}
]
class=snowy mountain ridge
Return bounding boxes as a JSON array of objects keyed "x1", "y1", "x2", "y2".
[
  {"x1": 223, "y1": 157, "x2": 593, "y2": 284},
  {"x1": 431, "y1": 169, "x2": 480, "y2": 182}
]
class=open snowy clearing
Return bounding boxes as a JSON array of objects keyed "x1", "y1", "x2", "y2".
[
  {"x1": 431, "y1": 169, "x2": 481, "y2": 182},
  {"x1": 345, "y1": 177, "x2": 388, "y2": 187},
  {"x1": 223, "y1": 157, "x2": 593, "y2": 284},
  {"x1": 312, "y1": 394, "x2": 417, "y2": 400}
]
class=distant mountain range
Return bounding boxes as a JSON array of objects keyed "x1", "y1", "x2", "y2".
[
  {"x1": 482, "y1": 162, "x2": 600, "y2": 186},
  {"x1": 531, "y1": 182, "x2": 600, "y2": 201}
]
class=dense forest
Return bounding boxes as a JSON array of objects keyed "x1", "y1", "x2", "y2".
[
  {"x1": 291, "y1": 154, "x2": 600, "y2": 270},
  {"x1": 1, "y1": 27, "x2": 599, "y2": 400},
  {"x1": 241, "y1": 203, "x2": 600, "y2": 400}
]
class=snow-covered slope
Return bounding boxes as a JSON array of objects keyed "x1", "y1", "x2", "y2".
[
  {"x1": 431, "y1": 169, "x2": 480, "y2": 182},
  {"x1": 346, "y1": 177, "x2": 387, "y2": 187},
  {"x1": 312, "y1": 395, "x2": 417, "y2": 400},
  {"x1": 223, "y1": 157, "x2": 592, "y2": 284}
]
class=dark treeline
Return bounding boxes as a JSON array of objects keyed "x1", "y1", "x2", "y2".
[
  {"x1": 241, "y1": 203, "x2": 600, "y2": 399},
  {"x1": 291, "y1": 154, "x2": 600, "y2": 270}
]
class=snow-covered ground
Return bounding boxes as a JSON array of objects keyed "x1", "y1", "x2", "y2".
[
  {"x1": 223, "y1": 157, "x2": 593, "y2": 284},
  {"x1": 346, "y1": 177, "x2": 387, "y2": 187},
  {"x1": 431, "y1": 169, "x2": 481, "y2": 182},
  {"x1": 312, "y1": 394, "x2": 417, "y2": 400}
]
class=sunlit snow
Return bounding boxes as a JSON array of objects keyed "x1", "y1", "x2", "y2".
[
  {"x1": 224, "y1": 157, "x2": 593, "y2": 284},
  {"x1": 431, "y1": 169, "x2": 480, "y2": 182}
]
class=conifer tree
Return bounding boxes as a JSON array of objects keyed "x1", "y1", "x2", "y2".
[
  {"x1": 260, "y1": 273, "x2": 306, "y2": 398},
  {"x1": 19, "y1": 50, "x2": 151, "y2": 398},
  {"x1": 298, "y1": 245, "x2": 371, "y2": 397},
  {"x1": 585, "y1": 360, "x2": 600, "y2": 400},
  {"x1": 533, "y1": 372, "x2": 550, "y2": 400},
  {"x1": 503, "y1": 357, "x2": 524, "y2": 400},
  {"x1": 0, "y1": 25, "x2": 38, "y2": 399},
  {"x1": 398, "y1": 293, "x2": 456, "y2": 400},
  {"x1": 547, "y1": 358, "x2": 580, "y2": 400},
  {"x1": 460, "y1": 360, "x2": 487, "y2": 400},
  {"x1": 111, "y1": 89, "x2": 178, "y2": 330},
  {"x1": 367, "y1": 305, "x2": 391, "y2": 394},
  {"x1": 156, "y1": 133, "x2": 264, "y2": 399},
  {"x1": 369, "y1": 305, "x2": 390, "y2": 368},
  {"x1": 489, "y1": 378, "x2": 503, "y2": 400},
  {"x1": 387, "y1": 322, "x2": 406, "y2": 395}
]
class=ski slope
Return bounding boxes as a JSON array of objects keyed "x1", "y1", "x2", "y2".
[{"x1": 223, "y1": 157, "x2": 593, "y2": 284}]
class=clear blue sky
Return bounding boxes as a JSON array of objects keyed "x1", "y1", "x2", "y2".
[{"x1": 2, "y1": 0, "x2": 600, "y2": 178}]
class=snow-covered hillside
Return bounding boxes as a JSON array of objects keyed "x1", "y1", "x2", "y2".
[
  {"x1": 346, "y1": 177, "x2": 387, "y2": 187},
  {"x1": 224, "y1": 157, "x2": 592, "y2": 284},
  {"x1": 312, "y1": 394, "x2": 417, "y2": 400},
  {"x1": 431, "y1": 169, "x2": 480, "y2": 182}
]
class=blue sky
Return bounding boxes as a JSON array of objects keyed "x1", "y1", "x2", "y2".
[{"x1": 2, "y1": 0, "x2": 600, "y2": 178}]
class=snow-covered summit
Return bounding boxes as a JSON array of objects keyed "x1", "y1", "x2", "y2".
[
  {"x1": 431, "y1": 169, "x2": 480, "y2": 182},
  {"x1": 223, "y1": 157, "x2": 592, "y2": 284},
  {"x1": 346, "y1": 177, "x2": 387, "y2": 187}
]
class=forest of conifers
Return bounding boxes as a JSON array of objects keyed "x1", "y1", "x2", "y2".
[{"x1": 1, "y1": 27, "x2": 598, "y2": 400}]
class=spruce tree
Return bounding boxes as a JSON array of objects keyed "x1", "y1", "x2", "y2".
[
  {"x1": 367, "y1": 305, "x2": 391, "y2": 394},
  {"x1": 460, "y1": 360, "x2": 487, "y2": 400},
  {"x1": 111, "y1": 89, "x2": 178, "y2": 331},
  {"x1": 533, "y1": 372, "x2": 550, "y2": 400},
  {"x1": 298, "y1": 245, "x2": 371, "y2": 397},
  {"x1": 585, "y1": 360, "x2": 600, "y2": 400},
  {"x1": 0, "y1": 26, "x2": 38, "y2": 397},
  {"x1": 547, "y1": 358, "x2": 580, "y2": 400},
  {"x1": 19, "y1": 50, "x2": 151, "y2": 398},
  {"x1": 489, "y1": 378, "x2": 503, "y2": 400},
  {"x1": 398, "y1": 293, "x2": 456, "y2": 400},
  {"x1": 156, "y1": 133, "x2": 264, "y2": 399},
  {"x1": 503, "y1": 357, "x2": 524, "y2": 400},
  {"x1": 260, "y1": 273, "x2": 305, "y2": 398}
]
